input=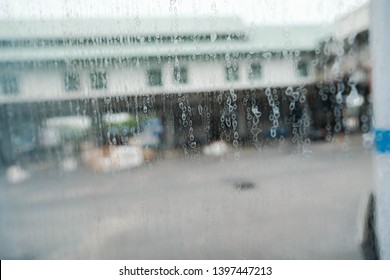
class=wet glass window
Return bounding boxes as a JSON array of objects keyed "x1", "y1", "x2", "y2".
[
  {"x1": 226, "y1": 61, "x2": 239, "y2": 81},
  {"x1": 90, "y1": 71, "x2": 107, "y2": 90},
  {"x1": 1, "y1": 74, "x2": 19, "y2": 95},
  {"x1": 0, "y1": 0, "x2": 382, "y2": 261},
  {"x1": 297, "y1": 61, "x2": 309, "y2": 77},
  {"x1": 249, "y1": 62, "x2": 262, "y2": 80},
  {"x1": 64, "y1": 72, "x2": 80, "y2": 91},
  {"x1": 147, "y1": 68, "x2": 162, "y2": 86},
  {"x1": 173, "y1": 66, "x2": 188, "y2": 84}
]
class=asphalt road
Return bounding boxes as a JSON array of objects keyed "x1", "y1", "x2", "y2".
[{"x1": 0, "y1": 135, "x2": 374, "y2": 259}]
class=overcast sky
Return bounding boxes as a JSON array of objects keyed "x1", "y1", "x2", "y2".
[{"x1": 0, "y1": 0, "x2": 369, "y2": 24}]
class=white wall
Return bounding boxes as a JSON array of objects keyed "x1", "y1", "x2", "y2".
[
  {"x1": 0, "y1": 57, "x2": 316, "y2": 103},
  {"x1": 21, "y1": 70, "x2": 63, "y2": 99}
]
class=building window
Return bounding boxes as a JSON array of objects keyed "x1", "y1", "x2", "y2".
[
  {"x1": 173, "y1": 66, "x2": 188, "y2": 84},
  {"x1": 147, "y1": 69, "x2": 162, "y2": 86},
  {"x1": 297, "y1": 61, "x2": 309, "y2": 77},
  {"x1": 249, "y1": 62, "x2": 262, "y2": 80},
  {"x1": 1, "y1": 74, "x2": 19, "y2": 95},
  {"x1": 225, "y1": 62, "x2": 239, "y2": 81},
  {"x1": 64, "y1": 72, "x2": 80, "y2": 91},
  {"x1": 90, "y1": 71, "x2": 107, "y2": 90}
]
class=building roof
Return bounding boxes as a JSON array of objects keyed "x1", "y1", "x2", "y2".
[
  {"x1": 251, "y1": 25, "x2": 332, "y2": 50},
  {"x1": 332, "y1": 3, "x2": 369, "y2": 39},
  {"x1": 0, "y1": 18, "x2": 332, "y2": 62},
  {"x1": 0, "y1": 17, "x2": 246, "y2": 39}
]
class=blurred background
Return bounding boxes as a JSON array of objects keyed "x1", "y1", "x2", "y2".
[{"x1": 0, "y1": 0, "x2": 375, "y2": 259}]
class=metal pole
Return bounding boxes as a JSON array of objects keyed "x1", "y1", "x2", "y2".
[{"x1": 371, "y1": 0, "x2": 390, "y2": 259}]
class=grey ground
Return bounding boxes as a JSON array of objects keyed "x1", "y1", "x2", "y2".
[{"x1": 0, "y1": 135, "x2": 374, "y2": 259}]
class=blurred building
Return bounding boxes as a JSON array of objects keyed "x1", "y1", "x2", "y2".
[
  {"x1": 0, "y1": 5, "x2": 370, "y2": 166},
  {"x1": 316, "y1": 3, "x2": 371, "y2": 136}
]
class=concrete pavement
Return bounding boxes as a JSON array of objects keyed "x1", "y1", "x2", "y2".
[{"x1": 0, "y1": 135, "x2": 374, "y2": 259}]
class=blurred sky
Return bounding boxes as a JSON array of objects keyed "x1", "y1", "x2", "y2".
[{"x1": 0, "y1": 0, "x2": 369, "y2": 25}]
